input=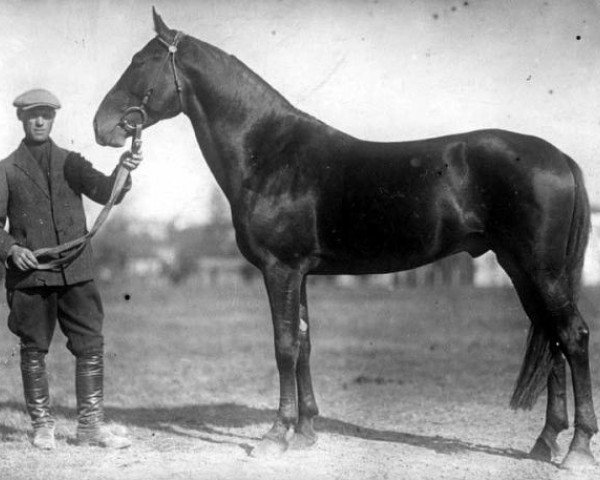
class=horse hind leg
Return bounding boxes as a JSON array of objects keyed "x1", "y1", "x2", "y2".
[
  {"x1": 500, "y1": 250, "x2": 598, "y2": 468},
  {"x1": 554, "y1": 304, "x2": 598, "y2": 470},
  {"x1": 529, "y1": 345, "x2": 568, "y2": 462},
  {"x1": 288, "y1": 277, "x2": 319, "y2": 449},
  {"x1": 496, "y1": 252, "x2": 570, "y2": 462},
  {"x1": 527, "y1": 297, "x2": 598, "y2": 470},
  {"x1": 528, "y1": 274, "x2": 598, "y2": 468}
]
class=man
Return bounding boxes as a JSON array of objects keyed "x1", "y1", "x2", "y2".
[{"x1": 0, "y1": 88, "x2": 141, "y2": 450}]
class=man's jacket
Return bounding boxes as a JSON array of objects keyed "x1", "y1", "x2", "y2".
[{"x1": 0, "y1": 139, "x2": 130, "y2": 289}]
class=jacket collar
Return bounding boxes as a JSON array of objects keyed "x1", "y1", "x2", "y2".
[
  {"x1": 13, "y1": 138, "x2": 68, "y2": 200},
  {"x1": 14, "y1": 140, "x2": 50, "y2": 198}
]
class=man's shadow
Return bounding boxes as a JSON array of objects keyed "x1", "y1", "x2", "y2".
[{"x1": 0, "y1": 400, "x2": 529, "y2": 461}]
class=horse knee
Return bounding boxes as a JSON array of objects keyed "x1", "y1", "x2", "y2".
[{"x1": 275, "y1": 333, "x2": 300, "y2": 369}]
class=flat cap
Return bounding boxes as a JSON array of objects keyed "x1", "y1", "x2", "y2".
[{"x1": 13, "y1": 88, "x2": 61, "y2": 110}]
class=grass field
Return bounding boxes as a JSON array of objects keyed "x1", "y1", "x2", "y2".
[{"x1": 0, "y1": 277, "x2": 599, "y2": 479}]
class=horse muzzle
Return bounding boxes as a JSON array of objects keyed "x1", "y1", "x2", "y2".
[{"x1": 93, "y1": 116, "x2": 128, "y2": 148}]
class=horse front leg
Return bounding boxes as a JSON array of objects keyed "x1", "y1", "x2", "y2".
[
  {"x1": 252, "y1": 263, "x2": 303, "y2": 458},
  {"x1": 289, "y1": 277, "x2": 319, "y2": 449}
]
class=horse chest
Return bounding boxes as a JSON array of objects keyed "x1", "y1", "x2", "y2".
[{"x1": 235, "y1": 191, "x2": 319, "y2": 266}]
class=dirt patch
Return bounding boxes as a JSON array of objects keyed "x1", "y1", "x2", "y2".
[{"x1": 1, "y1": 281, "x2": 599, "y2": 479}]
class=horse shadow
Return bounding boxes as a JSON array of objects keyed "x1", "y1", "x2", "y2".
[{"x1": 0, "y1": 400, "x2": 529, "y2": 461}]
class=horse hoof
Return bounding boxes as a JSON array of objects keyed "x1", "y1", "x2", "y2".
[
  {"x1": 288, "y1": 432, "x2": 317, "y2": 450},
  {"x1": 250, "y1": 437, "x2": 288, "y2": 458},
  {"x1": 561, "y1": 450, "x2": 598, "y2": 472},
  {"x1": 529, "y1": 437, "x2": 559, "y2": 463}
]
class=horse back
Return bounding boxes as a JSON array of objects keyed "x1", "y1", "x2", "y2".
[{"x1": 238, "y1": 116, "x2": 578, "y2": 275}]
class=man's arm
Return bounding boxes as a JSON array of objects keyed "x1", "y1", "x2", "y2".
[
  {"x1": 0, "y1": 163, "x2": 40, "y2": 270},
  {"x1": 0, "y1": 164, "x2": 17, "y2": 264},
  {"x1": 64, "y1": 152, "x2": 140, "y2": 205}
]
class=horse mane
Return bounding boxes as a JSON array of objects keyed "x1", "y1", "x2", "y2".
[{"x1": 184, "y1": 34, "x2": 297, "y2": 114}]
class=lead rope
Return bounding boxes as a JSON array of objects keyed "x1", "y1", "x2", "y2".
[{"x1": 32, "y1": 125, "x2": 142, "y2": 271}]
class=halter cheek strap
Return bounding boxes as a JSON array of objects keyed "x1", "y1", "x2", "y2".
[{"x1": 156, "y1": 32, "x2": 184, "y2": 105}]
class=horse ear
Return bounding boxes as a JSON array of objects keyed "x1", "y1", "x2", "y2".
[{"x1": 152, "y1": 7, "x2": 171, "y2": 38}]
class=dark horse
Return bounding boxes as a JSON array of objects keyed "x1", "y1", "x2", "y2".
[{"x1": 94, "y1": 11, "x2": 597, "y2": 469}]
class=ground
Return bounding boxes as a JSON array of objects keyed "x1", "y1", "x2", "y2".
[{"x1": 0, "y1": 277, "x2": 599, "y2": 480}]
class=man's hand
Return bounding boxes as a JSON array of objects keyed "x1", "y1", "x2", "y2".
[
  {"x1": 8, "y1": 245, "x2": 39, "y2": 271},
  {"x1": 120, "y1": 148, "x2": 143, "y2": 171}
]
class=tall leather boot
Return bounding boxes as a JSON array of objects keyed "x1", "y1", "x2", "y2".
[
  {"x1": 75, "y1": 352, "x2": 131, "y2": 449},
  {"x1": 21, "y1": 349, "x2": 55, "y2": 450}
]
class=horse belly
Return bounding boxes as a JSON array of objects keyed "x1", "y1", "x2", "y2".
[{"x1": 316, "y1": 188, "x2": 468, "y2": 275}]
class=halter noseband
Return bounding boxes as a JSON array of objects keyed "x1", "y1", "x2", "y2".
[{"x1": 119, "y1": 31, "x2": 185, "y2": 133}]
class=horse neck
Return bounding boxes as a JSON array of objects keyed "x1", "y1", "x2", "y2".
[{"x1": 181, "y1": 40, "x2": 299, "y2": 203}]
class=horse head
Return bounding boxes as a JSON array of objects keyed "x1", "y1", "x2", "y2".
[{"x1": 94, "y1": 8, "x2": 186, "y2": 147}]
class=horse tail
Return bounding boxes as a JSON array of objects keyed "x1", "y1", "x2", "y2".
[
  {"x1": 509, "y1": 324, "x2": 552, "y2": 410},
  {"x1": 563, "y1": 155, "x2": 591, "y2": 300},
  {"x1": 509, "y1": 155, "x2": 591, "y2": 411}
]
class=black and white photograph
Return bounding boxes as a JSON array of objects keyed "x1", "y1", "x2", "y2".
[{"x1": 1, "y1": 0, "x2": 600, "y2": 479}]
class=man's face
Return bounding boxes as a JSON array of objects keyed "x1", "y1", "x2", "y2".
[{"x1": 19, "y1": 107, "x2": 56, "y2": 142}]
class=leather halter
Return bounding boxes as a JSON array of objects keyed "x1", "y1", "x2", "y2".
[{"x1": 119, "y1": 31, "x2": 185, "y2": 133}]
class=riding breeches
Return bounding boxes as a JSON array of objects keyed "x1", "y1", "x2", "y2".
[{"x1": 6, "y1": 280, "x2": 104, "y2": 356}]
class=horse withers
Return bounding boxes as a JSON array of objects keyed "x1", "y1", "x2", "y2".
[{"x1": 93, "y1": 10, "x2": 597, "y2": 470}]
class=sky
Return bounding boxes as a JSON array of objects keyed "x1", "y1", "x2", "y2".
[{"x1": 1, "y1": 0, "x2": 600, "y2": 226}]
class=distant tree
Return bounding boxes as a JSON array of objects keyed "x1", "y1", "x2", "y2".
[
  {"x1": 93, "y1": 215, "x2": 131, "y2": 274},
  {"x1": 163, "y1": 218, "x2": 239, "y2": 284},
  {"x1": 142, "y1": 188, "x2": 239, "y2": 285},
  {"x1": 163, "y1": 246, "x2": 198, "y2": 284},
  {"x1": 93, "y1": 213, "x2": 161, "y2": 276}
]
